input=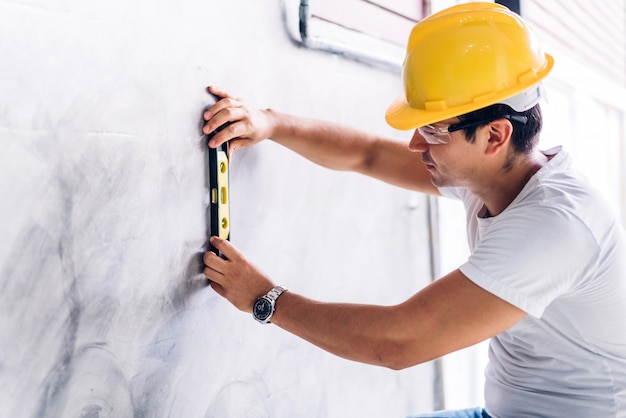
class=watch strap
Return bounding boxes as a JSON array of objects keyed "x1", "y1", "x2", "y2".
[{"x1": 265, "y1": 285, "x2": 287, "y2": 303}]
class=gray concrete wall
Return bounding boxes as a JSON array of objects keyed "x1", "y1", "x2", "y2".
[{"x1": 0, "y1": 0, "x2": 435, "y2": 416}]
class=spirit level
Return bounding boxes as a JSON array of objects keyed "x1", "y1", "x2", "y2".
[{"x1": 207, "y1": 122, "x2": 231, "y2": 257}]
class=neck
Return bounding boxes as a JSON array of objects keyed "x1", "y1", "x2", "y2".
[{"x1": 475, "y1": 150, "x2": 547, "y2": 217}]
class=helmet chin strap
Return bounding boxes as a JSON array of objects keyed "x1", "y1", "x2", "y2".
[{"x1": 499, "y1": 83, "x2": 548, "y2": 112}]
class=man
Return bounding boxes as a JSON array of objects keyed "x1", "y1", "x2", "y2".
[{"x1": 201, "y1": 3, "x2": 626, "y2": 417}]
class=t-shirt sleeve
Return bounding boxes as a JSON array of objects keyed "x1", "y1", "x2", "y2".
[{"x1": 459, "y1": 206, "x2": 600, "y2": 317}]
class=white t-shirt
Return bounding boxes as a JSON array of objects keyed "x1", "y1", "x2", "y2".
[{"x1": 440, "y1": 147, "x2": 626, "y2": 417}]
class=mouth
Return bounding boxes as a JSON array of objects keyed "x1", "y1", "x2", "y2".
[{"x1": 421, "y1": 156, "x2": 435, "y2": 170}]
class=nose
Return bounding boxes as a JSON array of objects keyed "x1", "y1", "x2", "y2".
[{"x1": 409, "y1": 129, "x2": 429, "y2": 152}]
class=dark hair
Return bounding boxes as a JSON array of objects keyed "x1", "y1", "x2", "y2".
[{"x1": 458, "y1": 103, "x2": 543, "y2": 155}]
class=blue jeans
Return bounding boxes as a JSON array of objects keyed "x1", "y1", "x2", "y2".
[{"x1": 407, "y1": 407, "x2": 491, "y2": 418}]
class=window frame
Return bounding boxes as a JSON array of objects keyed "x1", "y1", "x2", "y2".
[{"x1": 282, "y1": 0, "x2": 425, "y2": 72}]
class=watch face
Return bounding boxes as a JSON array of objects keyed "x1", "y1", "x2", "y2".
[{"x1": 253, "y1": 298, "x2": 273, "y2": 321}]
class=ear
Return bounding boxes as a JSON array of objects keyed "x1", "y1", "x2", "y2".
[{"x1": 484, "y1": 119, "x2": 513, "y2": 156}]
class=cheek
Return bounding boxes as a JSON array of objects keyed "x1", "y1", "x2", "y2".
[
  {"x1": 432, "y1": 146, "x2": 470, "y2": 173},
  {"x1": 429, "y1": 145, "x2": 452, "y2": 164}
]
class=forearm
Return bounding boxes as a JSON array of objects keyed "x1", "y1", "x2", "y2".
[
  {"x1": 264, "y1": 108, "x2": 435, "y2": 192},
  {"x1": 265, "y1": 108, "x2": 381, "y2": 172},
  {"x1": 270, "y1": 291, "x2": 424, "y2": 370},
  {"x1": 204, "y1": 238, "x2": 526, "y2": 371}
]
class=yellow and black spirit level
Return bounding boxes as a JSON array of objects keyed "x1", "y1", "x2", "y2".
[{"x1": 207, "y1": 123, "x2": 230, "y2": 257}]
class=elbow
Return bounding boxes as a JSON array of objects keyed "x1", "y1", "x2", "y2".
[
  {"x1": 367, "y1": 305, "x2": 441, "y2": 370},
  {"x1": 378, "y1": 355, "x2": 417, "y2": 371},
  {"x1": 373, "y1": 342, "x2": 425, "y2": 371},
  {"x1": 384, "y1": 361, "x2": 410, "y2": 371},
  {"x1": 382, "y1": 354, "x2": 422, "y2": 371}
]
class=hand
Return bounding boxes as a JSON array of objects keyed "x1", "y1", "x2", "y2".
[
  {"x1": 203, "y1": 236, "x2": 275, "y2": 313},
  {"x1": 202, "y1": 85, "x2": 274, "y2": 155}
]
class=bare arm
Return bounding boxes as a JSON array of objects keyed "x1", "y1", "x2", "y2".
[
  {"x1": 202, "y1": 86, "x2": 439, "y2": 195},
  {"x1": 204, "y1": 237, "x2": 526, "y2": 370}
]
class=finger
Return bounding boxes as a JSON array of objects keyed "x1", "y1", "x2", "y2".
[
  {"x1": 203, "y1": 265, "x2": 224, "y2": 283},
  {"x1": 202, "y1": 104, "x2": 243, "y2": 137},
  {"x1": 206, "y1": 119, "x2": 247, "y2": 149},
  {"x1": 227, "y1": 140, "x2": 237, "y2": 163},
  {"x1": 226, "y1": 138, "x2": 254, "y2": 162},
  {"x1": 209, "y1": 280, "x2": 226, "y2": 297},
  {"x1": 206, "y1": 85, "x2": 226, "y2": 101},
  {"x1": 209, "y1": 236, "x2": 243, "y2": 261},
  {"x1": 202, "y1": 267, "x2": 219, "y2": 283},
  {"x1": 203, "y1": 251, "x2": 228, "y2": 274},
  {"x1": 202, "y1": 97, "x2": 241, "y2": 127},
  {"x1": 207, "y1": 85, "x2": 239, "y2": 101}
]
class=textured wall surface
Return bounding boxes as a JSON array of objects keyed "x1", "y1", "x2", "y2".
[{"x1": 0, "y1": 0, "x2": 435, "y2": 416}]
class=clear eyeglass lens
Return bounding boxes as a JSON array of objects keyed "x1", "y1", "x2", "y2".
[{"x1": 417, "y1": 125, "x2": 451, "y2": 144}]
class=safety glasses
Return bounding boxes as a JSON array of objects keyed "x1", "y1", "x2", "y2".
[{"x1": 417, "y1": 114, "x2": 529, "y2": 145}]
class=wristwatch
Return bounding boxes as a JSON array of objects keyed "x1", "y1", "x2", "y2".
[{"x1": 253, "y1": 285, "x2": 288, "y2": 324}]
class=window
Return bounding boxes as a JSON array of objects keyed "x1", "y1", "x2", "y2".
[{"x1": 283, "y1": 0, "x2": 426, "y2": 72}]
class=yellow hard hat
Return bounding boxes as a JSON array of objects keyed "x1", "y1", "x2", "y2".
[{"x1": 385, "y1": 2, "x2": 554, "y2": 130}]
